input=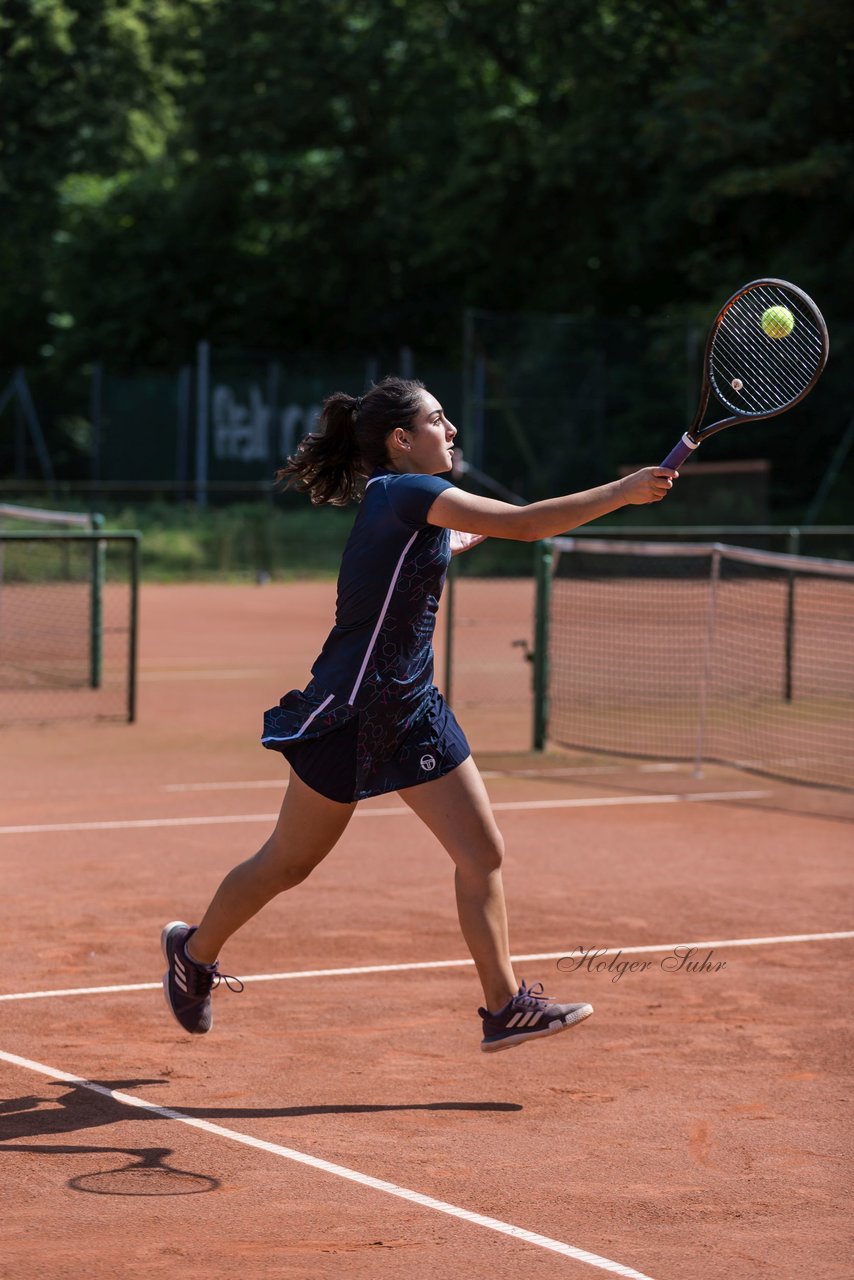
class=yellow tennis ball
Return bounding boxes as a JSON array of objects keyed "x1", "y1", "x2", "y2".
[{"x1": 761, "y1": 305, "x2": 795, "y2": 339}]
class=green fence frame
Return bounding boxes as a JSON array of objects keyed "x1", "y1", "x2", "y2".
[
  {"x1": 0, "y1": 529, "x2": 141, "y2": 722},
  {"x1": 532, "y1": 540, "x2": 552, "y2": 751}
]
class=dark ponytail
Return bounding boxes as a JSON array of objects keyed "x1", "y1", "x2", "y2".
[{"x1": 277, "y1": 376, "x2": 426, "y2": 506}]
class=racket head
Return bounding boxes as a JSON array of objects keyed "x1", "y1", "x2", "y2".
[{"x1": 693, "y1": 279, "x2": 829, "y2": 440}]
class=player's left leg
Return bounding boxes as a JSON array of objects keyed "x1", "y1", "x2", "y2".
[
  {"x1": 399, "y1": 756, "x2": 593, "y2": 1052},
  {"x1": 162, "y1": 770, "x2": 356, "y2": 1035}
]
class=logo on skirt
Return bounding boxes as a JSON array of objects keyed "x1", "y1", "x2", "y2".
[{"x1": 420, "y1": 754, "x2": 437, "y2": 772}]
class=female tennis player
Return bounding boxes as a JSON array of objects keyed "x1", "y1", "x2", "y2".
[{"x1": 163, "y1": 377, "x2": 677, "y2": 1052}]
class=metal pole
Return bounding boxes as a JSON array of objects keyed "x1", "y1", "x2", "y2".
[
  {"x1": 195, "y1": 340, "x2": 210, "y2": 509},
  {"x1": 694, "y1": 546, "x2": 721, "y2": 778},
  {"x1": 128, "y1": 533, "x2": 141, "y2": 723},
  {"x1": 784, "y1": 527, "x2": 799, "y2": 702},
  {"x1": 14, "y1": 391, "x2": 26, "y2": 482},
  {"x1": 89, "y1": 513, "x2": 105, "y2": 689},
  {"x1": 532, "y1": 540, "x2": 553, "y2": 751},
  {"x1": 176, "y1": 364, "x2": 192, "y2": 500}
]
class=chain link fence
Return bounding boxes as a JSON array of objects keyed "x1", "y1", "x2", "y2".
[{"x1": 0, "y1": 530, "x2": 140, "y2": 724}]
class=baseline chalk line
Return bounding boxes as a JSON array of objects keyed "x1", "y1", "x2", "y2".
[
  {"x1": 2, "y1": 932, "x2": 851, "y2": 1003},
  {"x1": 0, "y1": 790, "x2": 772, "y2": 836},
  {"x1": 0, "y1": 1048, "x2": 657, "y2": 1280}
]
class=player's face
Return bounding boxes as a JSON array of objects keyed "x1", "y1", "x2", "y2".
[{"x1": 410, "y1": 391, "x2": 457, "y2": 474}]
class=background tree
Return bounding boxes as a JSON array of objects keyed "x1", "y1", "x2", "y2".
[{"x1": 1, "y1": 0, "x2": 851, "y2": 510}]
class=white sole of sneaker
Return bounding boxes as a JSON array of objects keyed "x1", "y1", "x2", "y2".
[{"x1": 481, "y1": 1003, "x2": 594, "y2": 1053}]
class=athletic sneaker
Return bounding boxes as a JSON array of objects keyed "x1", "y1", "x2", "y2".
[
  {"x1": 479, "y1": 980, "x2": 593, "y2": 1053},
  {"x1": 161, "y1": 921, "x2": 243, "y2": 1035}
]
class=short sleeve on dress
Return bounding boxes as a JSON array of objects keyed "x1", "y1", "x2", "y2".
[{"x1": 385, "y1": 473, "x2": 454, "y2": 529}]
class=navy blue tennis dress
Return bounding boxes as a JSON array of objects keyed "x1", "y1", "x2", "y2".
[{"x1": 262, "y1": 469, "x2": 471, "y2": 803}]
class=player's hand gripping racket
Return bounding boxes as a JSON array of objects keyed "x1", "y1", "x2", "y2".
[{"x1": 661, "y1": 278, "x2": 829, "y2": 470}]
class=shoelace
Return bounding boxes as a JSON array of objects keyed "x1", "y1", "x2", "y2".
[
  {"x1": 513, "y1": 980, "x2": 551, "y2": 1009},
  {"x1": 184, "y1": 957, "x2": 244, "y2": 997},
  {"x1": 212, "y1": 970, "x2": 244, "y2": 994}
]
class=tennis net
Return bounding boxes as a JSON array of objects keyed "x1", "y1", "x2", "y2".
[
  {"x1": 539, "y1": 537, "x2": 854, "y2": 790},
  {"x1": 0, "y1": 506, "x2": 140, "y2": 723},
  {"x1": 0, "y1": 503, "x2": 96, "y2": 530}
]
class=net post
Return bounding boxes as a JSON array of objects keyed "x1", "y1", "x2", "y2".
[
  {"x1": 694, "y1": 545, "x2": 721, "y2": 779},
  {"x1": 532, "y1": 540, "x2": 553, "y2": 752},
  {"x1": 128, "y1": 532, "x2": 141, "y2": 723},
  {"x1": 89, "y1": 514, "x2": 105, "y2": 690},
  {"x1": 784, "y1": 527, "x2": 799, "y2": 702},
  {"x1": 443, "y1": 552, "x2": 457, "y2": 706}
]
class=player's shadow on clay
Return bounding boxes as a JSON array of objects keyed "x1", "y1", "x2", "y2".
[
  {"x1": 197, "y1": 1100, "x2": 525, "y2": 1118},
  {"x1": 0, "y1": 1141, "x2": 220, "y2": 1196},
  {"x1": 0, "y1": 1079, "x2": 522, "y2": 1144},
  {"x1": 0, "y1": 1082, "x2": 520, "y2": 1196}
]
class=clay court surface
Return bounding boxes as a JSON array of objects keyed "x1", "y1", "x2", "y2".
[{"x1": 1, "y1": 581, "x2": 852, "y2": 1279}]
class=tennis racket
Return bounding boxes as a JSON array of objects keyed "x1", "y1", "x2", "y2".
[{"x1": 660, "y1": 278, "x2": 829, "y2": 470}]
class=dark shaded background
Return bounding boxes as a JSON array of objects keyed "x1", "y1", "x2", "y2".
[{"x1": 1, "y1": 0, "x2": 851, "y2": 516}]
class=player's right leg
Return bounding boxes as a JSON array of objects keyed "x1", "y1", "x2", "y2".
[{"x1": 162, "y1": 770, "x2": 356, "y2": 1034}]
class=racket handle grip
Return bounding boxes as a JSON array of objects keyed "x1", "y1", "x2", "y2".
[{"x1": 660, "y1": 434, "x2": 699, "y2": 470}]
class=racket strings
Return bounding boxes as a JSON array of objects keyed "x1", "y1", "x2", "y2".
[
  {"x1": 710, "y1": 284, "x2": 824, "y2": 416},
  {"x1": 713, "y1": 334, "x2": 808, "y2": 413},
  {"x1": 714, "y1": 293, "x2": 823, "y2": 397},
  {"x1": 713, "y1": 303, "x2": 821, "y2": 412},
  {"x1": 722, "y1": 286, "x2": 824, "y2": 377},
  {"x1": 716, "y1": 315, "x2": 814, "y2": 398},
  {"x1": 714, "y1": 315, "x2": 818, "y2": 406}
]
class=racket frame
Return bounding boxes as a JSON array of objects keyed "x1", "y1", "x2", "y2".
[{"x1": 661, "y1": 278, "x2": 829, "y2": 470}]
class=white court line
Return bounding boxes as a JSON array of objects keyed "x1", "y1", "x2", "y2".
[
  {"x1": 0, "y1": 1049, "x2": 657, "y2": 1280},
  {"x1": 2, "y1": 932, "x2": 851, "y2": 1003},
  {"x1": 481, "y1": 763, "x2": 685, "y2": 778},
  {"x1": 0, "y1": 790, "x2": 772, "y2": 836}
]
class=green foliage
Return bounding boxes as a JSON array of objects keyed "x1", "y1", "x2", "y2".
[
  {"x1": 102, "y1": 500, "x2": 353, "y2": 579},
  {"x1": 1, "y1": 0, "x2": 850, "y2": 369},
  {"x1": 0, "y1": 0, "x2": 186, "y2": 361}
]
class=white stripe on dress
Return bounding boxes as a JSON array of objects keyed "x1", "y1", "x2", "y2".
[
  {"x1": 347, "y1": 529, "x2": 419, "y2": 705},
  {"x1": 294, "y1": 693, "x2": 335, "y2": 736},
  {"x1": 261, "y1": 692, "x2": 335, "y2": 745},
  {"x1": 264, "y1": 477, "x2": 419, "y2": 734}
]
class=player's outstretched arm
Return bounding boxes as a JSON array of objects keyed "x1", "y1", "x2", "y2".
[{"x1": 428, "y1": 468, "x2": 677, "y2": 542}]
